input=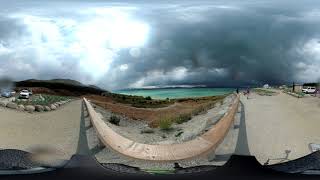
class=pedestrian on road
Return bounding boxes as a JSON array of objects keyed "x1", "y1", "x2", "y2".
[
  {"x1": 236, "y1": 88, "x2": 239, "y2": 94},
  {"x1": 246, "y1": 87, "x2": 250, "y2": 99}
]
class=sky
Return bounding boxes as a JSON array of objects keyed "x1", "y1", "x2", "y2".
[{"x1": 0, "y1": 0, "x2": 319, "y2": 90}]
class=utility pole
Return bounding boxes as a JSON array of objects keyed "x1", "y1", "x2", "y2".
[{"x1": 292, "y1": 82, "x2": 295, "y2": 92}]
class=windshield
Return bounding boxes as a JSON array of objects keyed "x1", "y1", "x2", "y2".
[{"x1": 0, "y1": 0, "x2": 320, "y2": 175}]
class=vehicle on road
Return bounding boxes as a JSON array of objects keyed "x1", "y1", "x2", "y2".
[
  {"x1": 19, "y1": 90, "x2": 31, "y2": 99},
  {"x1": 302, "y1": 87, "x2": 316, "y2": 94},
  {"x1": 0, "y1": 91, "x2": 12, "y2": 98},
  {"x1": 11, "y1": 91, "x2": 16, "y2": 95}
]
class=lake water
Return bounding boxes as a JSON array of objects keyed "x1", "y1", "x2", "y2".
[{"x1": 114, "y1": 88, "x2": 235, "y2": 99}]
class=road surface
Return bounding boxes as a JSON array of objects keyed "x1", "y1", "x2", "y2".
[
  {"x1": 0, "y1": 99, "x2": 82, "y2": 160},
  {"x1": 239, "y1": 91, "x2": 320, "y2": 165}
]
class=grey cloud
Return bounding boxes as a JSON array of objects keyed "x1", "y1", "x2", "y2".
[
  {"x1": 105, "y1": 1, "x2": 320, "y2": 89},
  {"x1": 0, "y1": 0, "x2": 320, "y2": 90}
]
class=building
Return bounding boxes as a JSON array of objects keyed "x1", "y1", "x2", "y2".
[{"x1": 279, "y1": 85, "x2": 287, "y2": 89}]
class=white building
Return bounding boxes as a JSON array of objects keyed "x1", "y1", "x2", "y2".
[{"x1": 263, "y1": 84, "x2": 269, "y2": 89}]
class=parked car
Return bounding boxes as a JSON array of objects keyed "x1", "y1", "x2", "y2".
[
  {"x1": 11, "y1": 91, "x2": 16, "y2": 95},
  {"x1": 19, "y1": 90, "x2": 31, "y2": 99},
  {"x1": 1, "y1": 91, "x2": 12, "y2": 98},
  {"x1": 302, "y1": 87, "x2": 316, "y2": 94}
]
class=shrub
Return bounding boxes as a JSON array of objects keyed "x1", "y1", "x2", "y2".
[
  {"x1": 109, "y1": 115, "x2": 120, "y2": 125},
  {"x1": 175, "y1": 113, "x2": 192, "y2": 124},
  {"x1": 159, "y1": 117, "x2": 173, "y2": 130},
  {"x1": 145, "y1": 96, "x2": 152, "y2": 100},
  {"x1": 175, "y1": 131, "x2": 184, "y2": 137},
  {"x1": 296, "y1": 92, "x2": 305, "y2": 97}
]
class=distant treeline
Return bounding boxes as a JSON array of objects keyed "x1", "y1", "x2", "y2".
[{"x1": 303, "y1": 83, "x2": 319, "y2": 87}]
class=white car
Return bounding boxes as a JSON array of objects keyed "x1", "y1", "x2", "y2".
[
  {"x1": 302, "y1": 87, "x2": 316, "y2": 94},
  {"x1": 19, "y1": 90, "x2": 31, "y2": 99}
]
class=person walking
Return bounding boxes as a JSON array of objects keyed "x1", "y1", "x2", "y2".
[
  {"x1": 236, "y1": 88, "x2": 239, "y2": 94},
  {"x1": 246, "y1": 87, "x2": 250, "y2": 99}
]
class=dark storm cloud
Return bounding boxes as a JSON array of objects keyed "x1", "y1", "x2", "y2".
[
  {"x1": 103, "y1": 1, "x2": 320, "y2": 89},
  {"x1": 0, "y1": 0, "x2": 319, "y2": 89}
]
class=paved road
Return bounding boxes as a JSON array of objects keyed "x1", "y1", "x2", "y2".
[
  {"x1": 240, "y1": 91, "x2": 320, "y2": 165},
  {"x1": 0, "y1": 100, "x2": 82, "y2": 160}
]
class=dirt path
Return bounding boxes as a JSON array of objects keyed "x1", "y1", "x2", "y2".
[
  {"x1": 0, "y1": 100, "x2": 82, "y2": 160},
  {"x1": 240, "y1": 91, "x2": 320, "y2": 165}
]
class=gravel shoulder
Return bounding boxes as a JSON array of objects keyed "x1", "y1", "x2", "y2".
[{"x1": 0, "y1": 99, "x2": 82, "y2": 160}]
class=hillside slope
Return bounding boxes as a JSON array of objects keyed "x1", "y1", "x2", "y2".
[{"x1": 15, "y1": 79, "x2": 108, "y2": 96}]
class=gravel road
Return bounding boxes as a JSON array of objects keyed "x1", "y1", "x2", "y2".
[
  {"x1": 240, "y1": 91, "x2": 320, "y2": 165},
  {"x1": 0, "y1": 99, "x2": 82, "y2": 160}
]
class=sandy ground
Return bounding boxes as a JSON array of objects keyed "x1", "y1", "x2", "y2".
[
  {"x1": 239, "y1": 90, "x2": 320, "y2": 165},
  {"x1": 0, "y1": 99, "x2": 82, "y2": 160}
]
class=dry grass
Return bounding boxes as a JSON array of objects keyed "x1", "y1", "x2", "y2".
[{"x1": 86, "y1": 94, "x2": 226, "y2": 127}]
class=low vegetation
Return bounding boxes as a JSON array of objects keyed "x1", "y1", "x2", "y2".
[
  {"x1": 159, "y1": 117, "x2": 173, "y2": 130},
  {"x1": 157, "y1": 97, "x2": 224, "y2": 126},
  {"x1": 296, "y1": 92, "x2": 306, "y2": 97},
  {"x1": 14, "y1": 94, "x2": 71, "y2": 106},
  {"x1": 106, "y1": 93, "x2": 173, "y2": 108},
  {"x1": 253, "y1": 88, "x2": 277, "y2": 96},
  {"x1": 88, "y1": 93, "x2": 228, "y2": 128},
  {"x1": 109, "y1": 114, "x2": 121, "y2": 125},
  {"x1": 175, "y1": 113, "x2": 192, "y2": 124},
  {"x1": 283, "y1": 89, "x2": 305, "y2": 98}
]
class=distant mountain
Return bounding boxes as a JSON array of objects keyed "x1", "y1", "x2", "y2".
[
  {"x1": 23, "y1": 79, "x2": 85, "y2": 86},
  {"x1": 48, "y1": 79, "x2": 85, "y2": 86},
  {"x1": 123, "y1": 85, "x2": 207, "y2": 90},
  {"x1": 15, "y1": 79, "x2": 108, "y2": 96},
  {"x1": 88, "y1": 84, "x2": 104, "y2": 90}
]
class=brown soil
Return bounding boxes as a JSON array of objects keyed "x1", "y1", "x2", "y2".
[{"x1": 85, "y1": 94, "x2": 225, "y2": 127}]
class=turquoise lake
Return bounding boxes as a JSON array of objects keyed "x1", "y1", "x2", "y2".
[{"x1": 114, "y1": 88, "x2": 235, "y2": 99}]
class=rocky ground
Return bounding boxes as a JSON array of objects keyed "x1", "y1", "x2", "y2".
[
  {"x1": 0, "y1": 95, "x2": 72, "y2": 113},
  {"x1": 85, "y1": 94, "x2": 242, "y2": 170},
  {"x1": 93, "y1": 94, "x2": 236, "y2": 145}
]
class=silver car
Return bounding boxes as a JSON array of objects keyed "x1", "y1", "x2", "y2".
[{"x1": 1, "y1": 91, "x2": 12, "y2": 98}]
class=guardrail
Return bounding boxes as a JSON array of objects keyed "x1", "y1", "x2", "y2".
[{"x1": 83, "y1": 94, "x2": 240, "y2": 161}]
